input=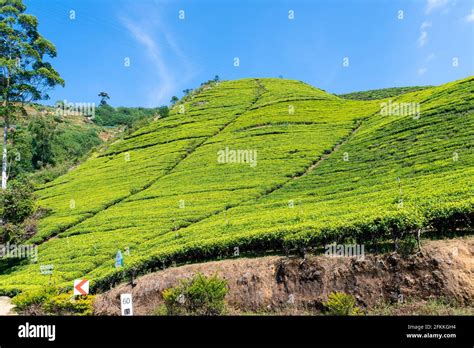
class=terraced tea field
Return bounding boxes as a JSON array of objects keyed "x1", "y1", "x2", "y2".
[{"x1": 0, "y1": 77, "x2": 472, "y2": 294}]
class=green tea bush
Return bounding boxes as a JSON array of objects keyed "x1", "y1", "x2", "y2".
[
  {"x1": 12, "y1": 286, "x2": 56, "y2": 313},
  {"x1": 324, "y1": 292, "x2": 361, "y2": 316},
  {"x1": 43, "y1": 293, "x2": 95, "y2": 316},
  {"x1": 12, "y1": 287, "x2": 94, "y2": 315},
  {"x1": 162, "y1": 273, "x2": 228, "y2": 316}
]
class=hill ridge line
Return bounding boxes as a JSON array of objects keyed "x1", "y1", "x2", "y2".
[{"x1": 191, "y1": 79, "x2": 266, "y2": 149}]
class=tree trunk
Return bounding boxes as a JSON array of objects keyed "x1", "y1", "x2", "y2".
[
  {"x1": 2, "y1": 119, "x2": 7, "y2": 190},
  {"x1": 3, "y1": 65, "x2": 10, "y2": 191}
]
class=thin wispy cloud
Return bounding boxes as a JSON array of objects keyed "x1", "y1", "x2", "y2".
[
  {"x1": 119, "y1": 5, "x2": 195, "y2": 106},
  {"x1": 120, "y1": 17, "x2": 175, "y2": 106},
  {"x1": 425, "y1": 0, "x2": 451, "y2": 14},
  {"x1": 418, "y1": 22, "x2": 432, "y2": 48},
  {"x1": 418, "y1": 67, "x2": 428, "y2": 75},
  {"x1": 418, "y1": 30, "x2": 429, "y2": 47},
  {"x1": 426, "y1": 53, "x2": 436, "y2": 61},
  {"x1": 466, "y1": 9, "x2": 474, "y2": 22},
  {"x1": 420, "y1": 21, "x2": 432, "y2": 30}
]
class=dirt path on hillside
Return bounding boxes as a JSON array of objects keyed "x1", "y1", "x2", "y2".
[
  {"x1": 295, "y1": 120, "x2": 363, "y2": 179},
  {"x1": 94, "y1": 236, "x2": 474, "y2": 315},
  {"x1": 0, "y1": 297, "x2": 17, "y2": 315}
]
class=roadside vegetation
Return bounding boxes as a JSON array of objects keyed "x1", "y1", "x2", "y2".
[
  {"x1": 160, "y1": 273, "x2": 228, "y2": 316},
  {"x1": 323, "y1": 292, "x2": 362, "y2": 316},
  {"x1": 12, "y1": 286, "x2": 94, "y2": 315}
]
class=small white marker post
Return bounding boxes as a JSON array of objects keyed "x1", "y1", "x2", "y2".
[
  {"x1": 40, "y1": 265, "x2": 54, "y2": 286},
  {"x1": 121, "y1": 293, "x2": 133, "y2": 316}
]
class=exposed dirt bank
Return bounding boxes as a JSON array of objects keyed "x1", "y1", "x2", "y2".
[{"x1": 94, "y1": 236, "x2": 473, "y2": 315}]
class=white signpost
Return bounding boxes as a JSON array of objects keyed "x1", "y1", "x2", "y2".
[
  {"x1": 40, "y1": 265, "x2": 54, "y2": 275},
  {"x1": 40, "y1": 265, "x2": 54, "y2": 286},
  {"x1": 121, "y1": 293, "x2": 133, "y2": 316}
]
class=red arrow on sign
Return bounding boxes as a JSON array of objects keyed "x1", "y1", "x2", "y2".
[{"x1": 74, "y1": 279, "x2": 89, "y2": 295}]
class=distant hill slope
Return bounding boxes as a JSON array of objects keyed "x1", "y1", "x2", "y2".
[
  {"x1": 3, "y1": 103, "x2": 165, "y2": 185},
  {"x1": 0, "y1": 77, "x2": 472, "y2": 294},
  {"x1": 338, "y1": 86, "x2": 433, "y2": 100},
  {"x1": 1, "y1": 105, "x2": 104, "y2": 184}
]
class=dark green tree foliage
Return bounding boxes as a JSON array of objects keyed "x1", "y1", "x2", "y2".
[
  {"x1": 0, "y1": 176, "x2": 34, "y2": 242},
  {"x1": 98, "y1": 91, "x2": 110, "y2": 106},
  {"x1": 170, "y1": 96, "x2": 179, "y2": 105},
  {"x1": 28, "y1": 115, "x2": 56, "y2": 168},
  {"x1": 5, "y1": 116, "x2": 101, "y2": 184},
  {"x1": 200, "y1": 75, "x2": 221, "y2": 86},
  {"x1": 8, "y1": 125, "x2": 32, "y2": 177},
  {"x1": 94, "y1": 105, "x2": 167, "y2": 127},
  {"x1": 0, "y1": 0, "x2": 64, "y2": 190},
  {"x1": 157, "y1": 105, "x2": 169, "y2": 118},
  {"x1": 0, "y1": 176, "x2": 33, "y2": 225},
  {"x1": 52, "y1": 125, "x2": 100, "y2": 160}
]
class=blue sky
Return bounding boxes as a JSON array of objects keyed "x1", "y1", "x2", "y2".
[{"x1": 25, "y1": 0, "x2": 474, "y2": 107}]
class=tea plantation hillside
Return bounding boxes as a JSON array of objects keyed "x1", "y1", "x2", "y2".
[
  {"x1": 0, "y1": 77, "x2": 472, "y2": 294},
  {"x1": 338, "y1": 86, "x2": 433, "y2": 100}
]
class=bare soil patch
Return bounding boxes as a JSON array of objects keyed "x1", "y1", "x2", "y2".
[{"x1": 94, "y1": 236, "x2": 473, "y2": 315}]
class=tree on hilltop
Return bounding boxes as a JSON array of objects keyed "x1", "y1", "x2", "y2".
[
  {"x1": 98, "y1": 91, "x2": 110, "y2": 106},
  {"x1": 170, "y1": 96, "x2": 179, "y2": 105}
]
